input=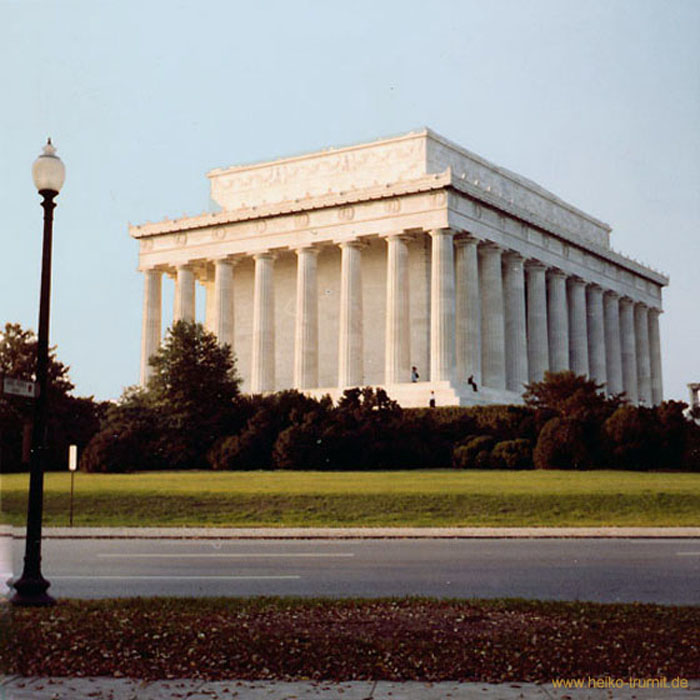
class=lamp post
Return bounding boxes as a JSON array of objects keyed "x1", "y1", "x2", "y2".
[{"x1": 11, "y1": 139, "x2": 65, "y2": 606}]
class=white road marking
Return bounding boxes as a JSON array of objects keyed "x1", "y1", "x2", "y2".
[
  {"x1": 53, "y1": 575, "x2": 302, "y2": 580},
  {"x1": 98, "y1": 553, "x2": 355, "y2": 559}
]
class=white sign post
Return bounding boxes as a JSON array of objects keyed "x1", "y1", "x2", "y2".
[{"x1": 68, "y1": 445, "x2": 77, "y2": 526}]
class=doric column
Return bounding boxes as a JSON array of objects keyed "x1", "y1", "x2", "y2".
[
  {"x1": 173, "y1": 264, "x2": 195, "y2": 322},
  {"x1": 503, "y1": 251, "x2": 528, "y2": 393},
  {"x1": 585, "y1": 284, "x2": 607, "y2": 387},
  {"x1": 213, "y1": 258, "x2": 235, "y2": 348},
  {"x1": 430, "y1": 228, "x2": 456, "y2": 382},
  {"x1": 603, "y1": 291, "x2": 623, "y2": 395},
  {"x1": 567, "y1": 276, "x2": 589, "y2": 377},
  {"x1": 547, "y1": 269, "x2": 569, "y2": 372},
  {"x1": 525, "y1": 260, "x2": 549, "y2": 382},
  {"x1": 648, "y1": 308, "x2": 663, "y2": 405},
  {"x1": 455, "y1": 236, "x2": 480, "y2": 385},
  {"x1": 634, "y1": 303, "x2": 652, "y2": 405},
  {"x1": 338, "y1": 240, "x2": 364, "y2": 387},
  {"x1": 294, "y1": 246, "x2": 319, "y2": 389},
  {"x1": 385, "y1": 235, "x2": 410, "y2": 384},
  {"x1": 619, "y1": 296, "x2": 638, "y2": 404},
  {"x1": 140, "y1": 268, "x2": 162, "y2": 386},
  {"x1": 204, "y1": 284, "x2": 215, "y2": 333},
  {"x1": 478, "y1": 242, "x2": 505, "y2": 390},
  {"x1": 251, "y1": 252, "x2": 275, "y2": 393}
]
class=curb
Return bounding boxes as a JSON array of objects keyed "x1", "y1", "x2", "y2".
[
  {"x1": 4, "y1": 526, "x2": 700, "y2": 539},
  {"x1": 2, "y1": 677, "x2": 700, "y2": 699}
]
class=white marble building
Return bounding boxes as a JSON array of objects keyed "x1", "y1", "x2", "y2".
[{"x1": 130, "y1": 129, "x2": 667, "y2": 407}]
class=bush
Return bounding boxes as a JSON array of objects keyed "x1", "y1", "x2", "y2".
[
  {"x1": 654, "y1": 401, "x2": 689, "y2": 469},
  {"x1": 682, "y1": 423, "x2": 700, "y2": 472},
  {"x1": 452, "y1": 435, "x2": 495, "y2": 469},
  {"x1": 533, "y1": 417, "x2": 589, "y2": 470},
  {"x1": 491, "y1": 439, "x2": 533, "y2": 469},
  {"x1": 603, "y1": 405, "x2": 656, "y2": 470},
  {"x1": 272, "y1": 410, "x2": 328, "y2": 469},
  {"x1": 80, "y1": 389, "x2": 165, "y2": 473}
]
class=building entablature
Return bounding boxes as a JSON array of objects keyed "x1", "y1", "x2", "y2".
[{"x1": 132, "y1": 183, "x2": 666, "y2": 309}]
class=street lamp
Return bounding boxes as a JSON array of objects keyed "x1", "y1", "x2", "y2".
[{"x1": 11, "y1": 139, "x2": 65, "y2": 606}]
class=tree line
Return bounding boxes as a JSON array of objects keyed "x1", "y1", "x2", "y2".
[{"x1": 2, "y1": 320, "x2": 698, "y2": 473}]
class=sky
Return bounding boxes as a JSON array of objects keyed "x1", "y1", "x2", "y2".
[{"x1": 1, "y1": 0, "x2": 699, "y2": 403}]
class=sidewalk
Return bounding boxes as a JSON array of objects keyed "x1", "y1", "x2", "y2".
[
  {"x1": 2, "y1": 677, "x2": 700, "y2": 699},
  {"x1": 9, "y1": 526, "x2": 700, "y2": 539}
]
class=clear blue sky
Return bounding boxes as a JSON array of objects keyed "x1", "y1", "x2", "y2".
[{"x1": 2, "y1": 0, "x2": 699, "y2": 402}]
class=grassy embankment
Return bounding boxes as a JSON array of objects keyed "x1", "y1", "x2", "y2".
[
  {"x1": 2, "y1": 597, "x2": 698, "y2": 681},
  {"x1": 1, "y1": 470, "x2": 699, "y2": 527}
]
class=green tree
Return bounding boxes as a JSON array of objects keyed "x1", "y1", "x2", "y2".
[
  {"x1": 0, "y1": 322, "x2": 101, "y2": 472},
  {"x1": 0, "y1": 322, "x2": 74, "y2": 396},
  {"x1": 523, "y1": 370, "x2": 618, "y2": 422},
  {"x1": 147, "y1": 321, "x2": 243, "y2": 468}
]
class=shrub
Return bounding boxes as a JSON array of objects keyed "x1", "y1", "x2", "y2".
[
  {"x1": 80, "y1": 390, "x2": 165, "y2": 473},
  {"x1": 682, "y1": 423, "x2": 700, "y2": 472},
  {"x1": 452, "y1": 435, "x2": 495, "y2": 469},
  {"x1": 603, "y1": 405, "x2": 656, "y2": 470},
  {"x1": 491, "y1": 439, "x2": 533, "y2": 469},
  {"x1": 654, "y1": 401, "x2": 689, "y2": 469},
  {"x1": 533, "y1": 417, "x2": 589, "y2": 470},
  {"x1": 272, "y1": 411, "x2": 327, "y2": 469}
]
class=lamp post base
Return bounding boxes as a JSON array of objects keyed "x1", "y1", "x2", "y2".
[{"x1": 10, "y1": 572, "x2": 56, "y2": 606}]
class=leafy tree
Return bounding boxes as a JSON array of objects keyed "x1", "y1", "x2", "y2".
[
  {"x1": 0, "y1": 322, "x2": 74, "y2": 395},
  {"x1": 0, "y1": 322, "x2": 101, "y2": 472},
  {"x1": 523, "y1": 370, "x2": 618, "y2": 422},
  {"x1": 147, "y1": 321, "x2": 243, "y2": 467}
]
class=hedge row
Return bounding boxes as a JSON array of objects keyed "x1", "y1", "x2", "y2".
[{"x1": 81, "y1": 383, "x2": 700, "y2": 472}]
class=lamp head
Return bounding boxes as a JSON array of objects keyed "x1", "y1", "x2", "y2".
[{"x1": 32, "y1": 138, "x2": 65, "y2": 194}]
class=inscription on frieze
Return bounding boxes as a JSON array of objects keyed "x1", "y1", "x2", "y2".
[
  {"x1": 384, "y1": 198, "x2": 401, "y2": 213},
  {"x1": 295, "y1": 213, "x2": 310, "y2": 228}
]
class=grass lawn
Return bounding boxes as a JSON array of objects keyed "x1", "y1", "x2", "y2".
[
  {"x1": 2, "y1": 597, "x2": 698, "y2": 681},
  {"x1": 2, "y1": 470, "x2": 699, "y2": 527}
]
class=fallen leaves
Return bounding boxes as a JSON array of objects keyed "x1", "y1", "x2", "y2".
[{"x1": 0, "y1": 597, "x2": 697, "y2": 682}]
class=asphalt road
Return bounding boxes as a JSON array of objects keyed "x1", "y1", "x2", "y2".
[{"x1": 7, "y1": 537, "x2": 700, "y2": 604}]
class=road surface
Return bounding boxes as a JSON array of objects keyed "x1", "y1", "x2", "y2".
[{"x1": 6, "y1": 537, "x2": 699, "y2": 603}]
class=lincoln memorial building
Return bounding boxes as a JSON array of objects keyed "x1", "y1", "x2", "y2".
[{"x1": 130, "y1": 129, "x2": 667, "y2": 407}]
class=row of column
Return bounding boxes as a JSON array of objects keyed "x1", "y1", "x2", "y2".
[
  {"x1": 455, "y1": 237, "x2": 662, "y2": 404},
  {"x1": 140, "y1": 229, "x2": 662, "y2": 404}
]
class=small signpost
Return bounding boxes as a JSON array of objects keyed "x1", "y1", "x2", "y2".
[
  {"x1": 68, "y1": 445, "x2": 78, "y2": 527},
  {"x1": 1, "y1": 375, "x2": 38, "y2": 399}
]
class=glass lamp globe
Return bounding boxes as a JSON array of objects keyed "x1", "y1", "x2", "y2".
[{"x1": 32, "y1": 139, "x2": 66, "y2": 194}]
